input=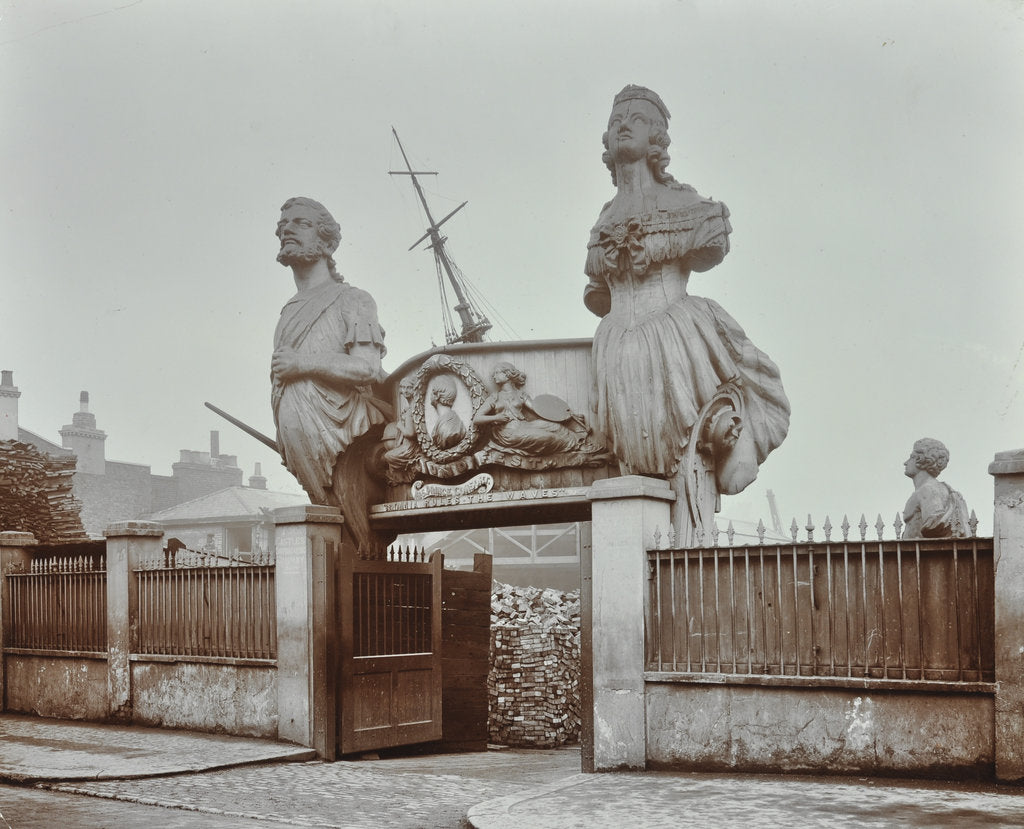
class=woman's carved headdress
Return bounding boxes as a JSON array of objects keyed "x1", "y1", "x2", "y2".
[{"x1": 613, "y1": 85, "x2": 671, "y2": 123}]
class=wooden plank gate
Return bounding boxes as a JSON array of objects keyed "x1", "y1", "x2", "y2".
[{"x1": 336, "y1": 547, "x2": 443, "y2": 754}]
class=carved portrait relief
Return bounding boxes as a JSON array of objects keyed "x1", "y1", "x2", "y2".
[{"x1": 380, "y1": 353, "x2": 611, "y2": 487}]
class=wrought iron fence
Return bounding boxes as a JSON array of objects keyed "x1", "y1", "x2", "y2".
[
  {"x1": 646, "y1": 515, "x2": 994, "y2": 684},
  {"x1": 6, "y1": 553, "x2": 107, "y2": 653},
  {"x1": 134, "y1": 545, "x2": 276, "y2": 660}
]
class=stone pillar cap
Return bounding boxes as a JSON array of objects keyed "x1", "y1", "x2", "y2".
[
  {"x1": 989, "y1": 449, "x2": 1024, "y2": 476},
  {"x1": 104, "y1": 520, "x2": 164, "y2": 538},
  {"x1": 588, "y1": 475, "x2": 676, "y2": 503},
  {"x1": 272, "y1": 504, "x2": 345, "y2": 525}
]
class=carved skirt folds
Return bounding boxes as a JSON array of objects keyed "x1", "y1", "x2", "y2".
[
  {"x1": 592, "y1": 294, "x2": 790, "y2": 477},
  {"x1": 491, "y1": 416, "x2": 581, "y2": 456}
]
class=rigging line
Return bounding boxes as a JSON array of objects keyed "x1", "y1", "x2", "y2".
[
  {"x1": 439, "y1": 255, "x2": 514, "y2": 337},
  {"x1": 435, "y1": 259, "x2": 457, "y2": 341},
  {"x1": 462, "y1": 285, "x2": 519, "y2": 339}
]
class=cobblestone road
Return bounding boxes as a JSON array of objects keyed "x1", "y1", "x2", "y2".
[
  {"x1": 0, "y1": 782, "x2": 267, "y2": 828},
  {"x1": 6, "y1": 740, "x2": 1024, "y2": 829},
  {"x1": 39, "y1": 753, "x2": 568, "y2": 828},
  {"x1": 470, "y1": 770, "x2": 1024, "y2": 829}
]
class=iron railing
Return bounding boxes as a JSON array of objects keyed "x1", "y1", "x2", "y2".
[
  {"x1": 135, "y1": 547, "x2": 276, "y2": 660},
  {"x1": 646, "y1": 516, "x2": 994, "y2": 684},
  {"x1": 354, "y1": 546, "x2": 433, "y2": 657},
  {"x1": 6, "y1": 553, "x2": 107, "y2": 653}
]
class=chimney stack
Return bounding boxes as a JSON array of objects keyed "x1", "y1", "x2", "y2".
[
  {"x1": 249, "y1": 461, "x2": 267, "y2": 490},
  {"x1": 61, "y1": 390, "x2": 106, "y2": 474},
  {"x1": 210, "y1": 430, "x2": 220, "y2": 459},
  {"x1": 0, "y1": 370, "x2": 20, "y2": 441}
]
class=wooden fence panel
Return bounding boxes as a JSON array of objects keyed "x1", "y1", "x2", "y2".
[
  {"x1": 648, "y1": 537, "x2": 994, "y2": 684},
  {"x1": 136, "y1": 564, "x2": 276, "y2": 660}
]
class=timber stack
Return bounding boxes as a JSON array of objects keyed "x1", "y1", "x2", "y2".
[
  {"x1": 488, "y1": 581, "x2": 581, "y2": 748},
  {"x1": 0, "y1": 440, "x2": 86, "y2": 543}
]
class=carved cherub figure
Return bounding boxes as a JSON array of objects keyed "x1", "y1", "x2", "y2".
[
  {"x1": 382, "y1": 376, "x2": 420, "y2": 478},
  {"x1": 901, "y1": 438, "x2": 970, "y2": 538}
]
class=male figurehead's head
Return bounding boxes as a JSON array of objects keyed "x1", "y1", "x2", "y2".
[{"x1": 276, "y1": 197, "x2": 343, "y2": 281}]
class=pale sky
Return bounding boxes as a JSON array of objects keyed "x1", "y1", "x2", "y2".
[{"x1": 1, "y1": 0, "x2": 1021, "y2": 536}]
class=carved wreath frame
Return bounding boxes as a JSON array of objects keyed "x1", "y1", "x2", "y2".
[{"x1": 410, "y1": 355, "x2": 488, "y2": 464}]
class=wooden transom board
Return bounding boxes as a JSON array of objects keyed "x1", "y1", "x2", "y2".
[{"x1": 372, "y1": 338, "x2": 619, "y2": 534}]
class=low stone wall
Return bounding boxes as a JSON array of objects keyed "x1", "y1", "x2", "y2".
[
  {"x1": 645, "y1": 681, "x2": 995, "y2": 778},
  {"x1": 488, "y1": 582, "x2": 580, "y2": 748},
  {"x1": 131, "y1": 661, "x2": 278, "y2": 738},
  {"x1": 3, "y1": 654, "x2": 108, "y2": 721}
]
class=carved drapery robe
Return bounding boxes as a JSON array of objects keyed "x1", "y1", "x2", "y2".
[
  {"x1": 585, "y1": 186, "x2": 790, "y2": 483},
  {"x1": 902, "y1": 478, "x2": 970, "y2": 538},
  {"x1": 271, "y1": 280, "x2": 388, "y2": 504}
]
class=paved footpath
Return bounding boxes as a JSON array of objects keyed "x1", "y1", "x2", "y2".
[
  {"x1": 5, "y1": 714, "x2": 1024, "y2": 828},
  {"x1": 0, "y1": 713, "x2": 314, "y2": 783},
  {"x1": 468, "y1": 770, "x2": 1024, "y2": 829},
  {"x1": 39, "y1": 752, "x2": 572, "y2": 828}
]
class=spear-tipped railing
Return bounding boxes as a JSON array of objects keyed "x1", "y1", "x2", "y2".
[{"x1": 646, "y1": 512, "x2": 992, "y2": 686}]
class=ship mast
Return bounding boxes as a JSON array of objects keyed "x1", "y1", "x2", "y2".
[{"x1": 389, "y1": 128, "x2": 492, "y2": 344}]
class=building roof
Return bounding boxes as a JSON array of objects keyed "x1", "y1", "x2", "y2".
[
  {"x1": 145, "y1": 485, "x2": 309, "y2": 524},
  {"x1": 17, "y1": 427, "x2": 72, "y2": 457}
]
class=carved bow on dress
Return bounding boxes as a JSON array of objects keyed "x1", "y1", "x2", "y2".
[{"x1": 598, "y1": 219, "x2": 646, "y2": 272}]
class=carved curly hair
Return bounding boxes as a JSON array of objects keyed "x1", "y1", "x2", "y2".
[
  {"x1": 911, "y1": 438, "x2": 950, "y2": 477},
  {"x1": 492, "y1": 361, "x2": 527, "y2": 389},
  {"x1": 601, "y1": 121, "x2": 678, "y2": 187}
]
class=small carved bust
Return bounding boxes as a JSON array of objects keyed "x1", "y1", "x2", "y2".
[
  {"x1": 430, "y1": 375, "x2": 466, "y2": 450},
  {"x1": 901, "y1": 438, "x2": 970, "y2": 538}
]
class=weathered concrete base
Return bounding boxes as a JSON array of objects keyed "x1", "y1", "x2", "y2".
[
  {"x1": 273, "y1": 505, "x2": 342, "y2": 755},
  {"x1": 131, "y1": 661, "x2": 278, "y2": 738},
  {"x1": 588, "y1": 476, "x2": 674, "y2": 771},
  {"x1": 3, "y1": 655, "x2": 108, "y2": 721},
  {"x1": 646, "y1": 682, "x2": 994, "y2": 778},
  {"x1": 991, "y1": 449, "x2": 1024, "y2": 781}
]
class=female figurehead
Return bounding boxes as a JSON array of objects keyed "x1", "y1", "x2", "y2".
[{"x1": 586, "y1": 85, "x2": 790, "y2": 542}]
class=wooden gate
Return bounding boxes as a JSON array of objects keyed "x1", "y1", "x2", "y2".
[{"x1": 336, "y1": 547, "x2": 443, "y2": 754}]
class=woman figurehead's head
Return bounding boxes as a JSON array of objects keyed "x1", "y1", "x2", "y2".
[{"x1": 602, "y1": 85, "x2": 675, "y2": 186}]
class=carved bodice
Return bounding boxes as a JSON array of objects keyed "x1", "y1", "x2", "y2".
[
  {"x1": 584, "y1": 187, "x2": 731, "y2": 318},
  {"x1": 603, "y1": 262, "x2": 689, "y2": 325}
]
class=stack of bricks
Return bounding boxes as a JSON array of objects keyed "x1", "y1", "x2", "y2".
[{"x1": 488, "y1": 581, "x2": 581, "y2": 748}]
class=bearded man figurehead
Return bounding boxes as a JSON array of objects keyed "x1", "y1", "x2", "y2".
[{"x1": 275, "y1": 196, "x2": 343, "y2": 281}]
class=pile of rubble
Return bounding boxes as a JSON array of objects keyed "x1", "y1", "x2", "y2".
[{"x1": 488, "y1": 582, "x2": 581, "y2": 748}]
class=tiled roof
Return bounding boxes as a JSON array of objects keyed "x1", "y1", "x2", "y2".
[{"x1": 145, "y1": 486, "x2": 308, "y2": 522}]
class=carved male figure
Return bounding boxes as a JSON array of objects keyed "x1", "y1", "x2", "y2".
[
  {"x1": 271, "y1": 196, "x2": 391, "y2": 550},
  {"x1": 901, "y1": 438, "x2": 971, "y2": 538},
  {"x1": 585, "y1": 85, "x2": 790, "y2": 543}
]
